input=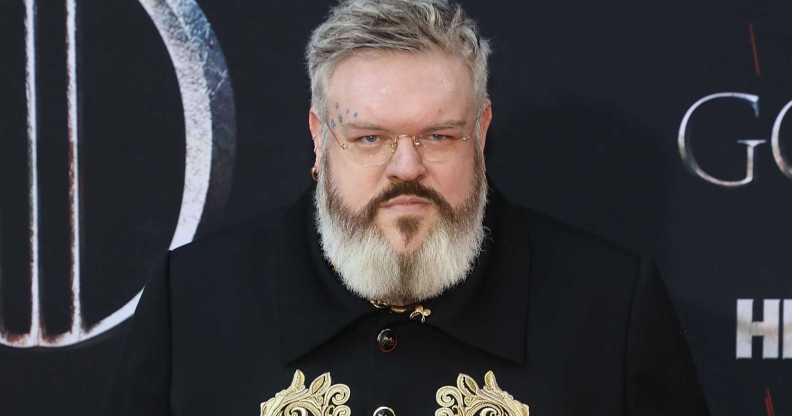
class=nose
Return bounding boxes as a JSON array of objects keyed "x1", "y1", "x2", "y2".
[{"x1": 384, "y1": 136, "x2": 427, "y2": 182}]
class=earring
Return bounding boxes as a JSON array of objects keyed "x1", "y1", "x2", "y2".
[{"x1": 310, "y1": 166, "x2": 319, "y2": 181}]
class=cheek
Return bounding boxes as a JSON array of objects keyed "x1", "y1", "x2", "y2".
[
  {"x1": 430, "y1": 158, "x2": 478, "y2": 207},
  {"x1": 328, "y1": 153, "x2": 382, "y2": 210}
]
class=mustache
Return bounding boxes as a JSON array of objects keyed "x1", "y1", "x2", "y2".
[{"x1": 362, "y1": 181, "x2": 453, "y2": 222}]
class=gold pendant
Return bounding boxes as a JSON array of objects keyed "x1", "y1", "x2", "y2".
[
  {"x1": 259, "y1": 370, "x2": 351, "y2": 416},
  {"x1": 435, "y1": 371, "x2": 530, "y2": 416},
  {"x1": 409, "y1": 305, "x2": 431, "y2": 323},
  {"x1": 369, "y1": 300, "x2": 432, "y2": 323}
]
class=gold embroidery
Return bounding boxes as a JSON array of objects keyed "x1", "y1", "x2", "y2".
[
  {"x1": 435, "y1": 371, "x2": 530, "y2": 416},
  {"x1": 259, "y1": 370, "x2": 529, "y2": 416},
  {"x1": 260, "y1": 370, "x2": 351, "y2": 416}
]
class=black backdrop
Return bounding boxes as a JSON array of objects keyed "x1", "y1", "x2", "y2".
[{"x1": 0, "y1": 0, "x2": 790, "y2": 415}]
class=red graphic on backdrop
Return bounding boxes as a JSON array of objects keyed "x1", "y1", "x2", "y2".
[
  {"x1": 764, "y1": 387, "x2": 775, "y2": 416},
  {"x1": 749, "y1": 23, "x2": 761, "y2": 79}
]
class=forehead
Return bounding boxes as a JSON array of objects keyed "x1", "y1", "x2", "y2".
[{"x1": 326, "y1": 49, "x2": 475, "y2": 128}]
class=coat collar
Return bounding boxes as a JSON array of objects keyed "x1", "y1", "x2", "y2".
[{"x1": 272, "y1": 183, "x2": 532, "y2": 365}]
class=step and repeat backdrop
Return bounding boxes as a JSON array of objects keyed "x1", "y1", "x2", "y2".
[{"x1": 0, "y1": 0, "x2": 789, "y2": 414}]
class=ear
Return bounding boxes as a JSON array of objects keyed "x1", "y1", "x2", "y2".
[
  {"x1": 477, "y1": 100, "x2": 493, "y2": 151},
  {"x1": 308, "y1": 107, "x2": 323, "y2": 169}
]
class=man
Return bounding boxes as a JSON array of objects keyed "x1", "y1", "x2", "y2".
[{"x1": 112, "y1": 1, "x2": 710, "y2": 415}]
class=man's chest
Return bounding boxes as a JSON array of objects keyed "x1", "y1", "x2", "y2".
[{"x1": 168, "y1": 313, "x2": 625, "y2": 416}]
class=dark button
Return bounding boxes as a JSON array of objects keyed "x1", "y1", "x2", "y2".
[
  {"x1": 373, "y1": 406, "x2": 396, "y2": 416},
  {"x1": 376, "y1": 328, "x2": 397, "y2": 352}
]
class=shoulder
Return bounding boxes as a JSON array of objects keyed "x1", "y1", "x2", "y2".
[
  {"x1": 165, "y1": 190, "x2": 312, "y2": 294},
  {"x1": 169, "y1": 214, "x2": 278, "y2": 265},
  {"x1": 155, "y1": 191, "x2": 315, "y2": 335},
  {"x1": 169, "y1": 193, "x2": 307, "y2": 267},
  {"x1": 489, "y1": 190, "x2": 649, "y2": 300},
  {"x1": 494, "y1": 191, "x2": 642, "y2": 266}
]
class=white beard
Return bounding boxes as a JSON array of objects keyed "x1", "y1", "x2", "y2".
[{"x1": 314, "y1": 157, "x2": 488, "y2": 305}]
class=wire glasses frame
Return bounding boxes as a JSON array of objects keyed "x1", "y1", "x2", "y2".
[{"x1": 324, "y1": 120, "x2": 474, "y2": 167}]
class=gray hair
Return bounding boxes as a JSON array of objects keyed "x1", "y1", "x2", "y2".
[{"x1": 306, "y1": 0, "x2": 492, "y2": 119}]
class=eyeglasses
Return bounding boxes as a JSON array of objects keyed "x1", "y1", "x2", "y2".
[{"x1": 325, "y1": 121, "x2": 472, "y2": 167}]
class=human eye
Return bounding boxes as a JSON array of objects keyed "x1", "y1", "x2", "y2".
[
  {"x1": 351, "y1": 135, "x2": 384, "y2": 145},
  {"x1": 425, "y1": 133, "x2": 455, "y2": 143}
]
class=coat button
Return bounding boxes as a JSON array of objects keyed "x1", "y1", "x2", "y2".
[
  {"x1": 377, "y1": 328, "x2": 397, "y2": 352},
  {"x1": 373, "y1": 406, "x2": 396, "y2": 416}
]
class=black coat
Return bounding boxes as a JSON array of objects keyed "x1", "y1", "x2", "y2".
[{"x1": 110, "y1": 186, "x2": 709, "y2": 416}]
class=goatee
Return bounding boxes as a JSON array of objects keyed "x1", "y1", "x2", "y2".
[{"x1": 314, "y1": 152, "x2": 488, "y2": 306}]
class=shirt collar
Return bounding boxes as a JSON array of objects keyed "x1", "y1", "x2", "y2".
[{"x1": 272, "y1": 183, "x2": 532, "y2": 365}]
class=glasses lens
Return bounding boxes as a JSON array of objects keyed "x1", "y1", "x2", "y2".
[
  {"x1": 341, "y1": 133, "x2": 470, "y2": 166},
  {"x1": 347, "y1": 135, "x2": 393, "y2": 166},
  {"x1": 418, "y1": 134, "x2": 468, "y2": 162}
]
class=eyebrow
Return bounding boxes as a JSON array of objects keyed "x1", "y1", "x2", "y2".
[
  {"x1": 341, "y1": 122, "x2": 388, "y2": 131},
  {"x1": 342, "y1": 120, "x2": 468, "y2": 132}
]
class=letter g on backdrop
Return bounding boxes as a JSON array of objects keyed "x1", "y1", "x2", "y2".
[{"x1": 678, "y1": 92, "x2": 792, "y2": 187}]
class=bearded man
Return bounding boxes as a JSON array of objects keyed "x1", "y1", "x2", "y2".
[{"x1": 111, "y1": 1, "x2": 710, "y2": 415}]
